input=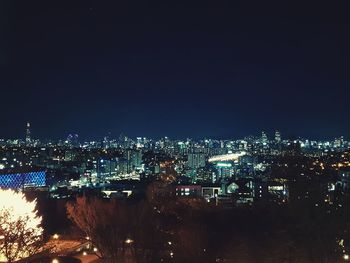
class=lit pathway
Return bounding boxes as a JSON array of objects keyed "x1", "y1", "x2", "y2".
[{"x1": 74, "y1": 253, "x2": 99, "y2": 263}]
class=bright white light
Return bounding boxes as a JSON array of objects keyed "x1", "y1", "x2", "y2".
[
  {"x1": 216, "y1": 162, "x2": 232, "y2": 167},
  {"x1": 52, "y1": 258, "x2": 59, "y2": 263},
  {"x1": 125, "y1": 238, "x2": 134, "y2": 244},
  {"x1": 344, "y1": 254, "x2": 349, "y2": 260},
  {"x1": 0, "y1": 189, "x2": 43, "y2": 261},
  {"x1": 208, "y1": 152, "x2": 246, "y2": 163}
]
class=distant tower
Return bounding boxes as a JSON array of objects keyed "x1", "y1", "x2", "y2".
[
  {"x1": 261, "y1": 131, "x2": 268, "y2": 144},
  {"x1": 275, "y1": 130, "x2": 281, "y2": 143},
  {"x1": 26, "y1": 122, "x2": 31, "y2": 145}
]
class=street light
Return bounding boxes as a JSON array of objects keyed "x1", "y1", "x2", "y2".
[
  {"x1": 53, "y1": 233, "x2": 59, "y2": 239},
  {"x1": 125, "y1": 238, "x2": 134, "y2": 244},
  {"x1": 344, "y1": 254, "x2": 349, "y2": 260},
  {"x1": 52, "y1": 258, "x2": 59, "y2": 263}
]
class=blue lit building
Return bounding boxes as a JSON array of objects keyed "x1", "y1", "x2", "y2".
[{"x1": 0, "y1": 171, "x2": 46, "y2": 189}]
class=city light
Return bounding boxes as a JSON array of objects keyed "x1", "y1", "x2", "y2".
[
  {"x1": 216, "y1": 162, "x2": 232, "y2": 168},
  {"x1": 208, "y1": 152, "x2": 246, "y2": 163},
  {"x1": 3, "y1": 2, "x2": 350, "y2": 262},
  {"x1": 125, "y1": 238, "x2": 134, "y2": 244},
  {"x1": 0, "y1": 171, "x2": 46, "y2": 189}
]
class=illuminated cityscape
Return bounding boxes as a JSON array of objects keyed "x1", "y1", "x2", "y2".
[
  {"x1": 3, "y1": 1, "x2": 350, "y2": 262},
  {"x1": 1, "y1": 124, "x2": 350, "y2": 261},
  {"x1": 1, "y1": 125, "x2": 350, "y2": 200}
]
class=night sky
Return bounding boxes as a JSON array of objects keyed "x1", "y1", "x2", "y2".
[{"x1": 2, "y1": 1, "x2": 350, "y2": 140}]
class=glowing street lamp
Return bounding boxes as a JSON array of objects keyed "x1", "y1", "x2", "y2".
[
  {"x1": 344, "y1": 254, "x2": 349, "y2": 260},
  {"x1": 125, "y1": 238, "x2": 134, "y2": 244}
]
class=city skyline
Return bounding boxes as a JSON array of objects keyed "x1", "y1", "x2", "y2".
[
  {"x1": 3, "y1": 2, "x2": 350, "y2": 262},
  {"x1": 0, "y1": 121, "x2": 349, "y2": 142}
]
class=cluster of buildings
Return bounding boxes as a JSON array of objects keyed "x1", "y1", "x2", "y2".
[{"x1": 0, "y1": 123, "x2": 349, "y2": 207}]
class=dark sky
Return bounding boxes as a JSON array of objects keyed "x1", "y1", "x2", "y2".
[{"x1": 1, "y1": 1, "x2": 350, "y2": 140}]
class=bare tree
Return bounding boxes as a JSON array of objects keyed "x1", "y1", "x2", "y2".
[
  {"x1": 67, "y1": 197, "x2": 167, "y2": 263},
  {"x1": 67, "y1": 197, "x2": 129, "y2": 262},
  {"x1": 0, "y1": 189, "x2": 43, "y2": 263}
]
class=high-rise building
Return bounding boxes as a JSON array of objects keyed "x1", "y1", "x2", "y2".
[
  {"x1": 66, "y1": 134, "x2": 79, "y2": 147},
  {"x1": 275, "y1": 131, "x2": 281, "y2": 143},
  {"x1": 261, "y1": 131, "x2": 268, "y2": 144},
  {"x1": 187, "y1": 153, "x2": 206, "y2": 169},
  {"x1": 215, "y1": 162, "x2": 234, "y2": 180},
  {"x1": 130, "y1": 150, "x2": 143, "y2": 169},
  {"x1": 103, "y1": 135, "x2": 110, "y2": 149},
  {"x1": 334, "y1": 136, "x2": 344, "y2": 148},
  {"x1": 25, "y1": 122, "x2": 31, "y2": 146},
  {"x1": 125, "y1": 150, "x2": 143, "y2": 173}
]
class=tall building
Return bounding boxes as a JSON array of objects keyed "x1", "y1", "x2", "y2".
[
  {"x1": 130, "y1": 150, "x2": 143, "y2": 170},
  {"x1": 275, "y1": 131, "x2": 281, "y2": 143},
  {"x1": 215, "y1": 162, "x2": 234, "y2": 180},
  {"x1": 103, "y1": 135, "x2": 110, "y2": 149},
  {"x1": 25, "y1": 122, "x2": 31, "y2": 146},
  {"x1": 66, "y1": 134, "x2": 79, "y2": 147},
  {"x1": 125, "y1": 150, "x2": 143, "y2": 173},
  {"x1": 187, "y1": 153, "x2": 206, "y2": 169},
  {"x1": 261, "y1": 131, "x2": 268, "y2": 144},
  {"x1": 334, "y1": 136, "x2": 344, "y2": 148}
]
